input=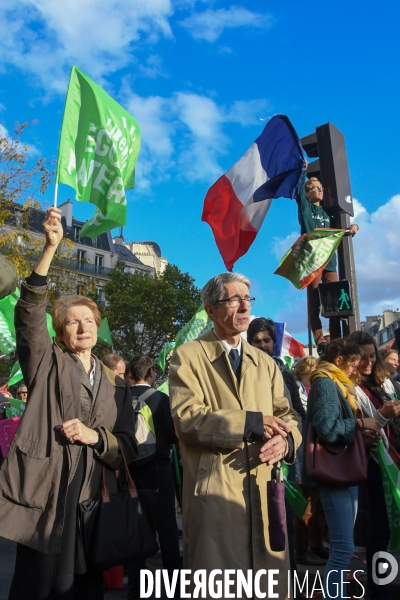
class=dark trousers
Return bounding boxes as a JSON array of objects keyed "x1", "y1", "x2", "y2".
[
  {"x1": 295, "y1": 487, "x2": 326, "y2": 553},
  {"x1": 307, "y1": 269, "x2": 341, "y2": 344},
  {"x1": 8, "y1": 545, "x2": 103, "y2": 600},
  {"x1": 128, "y1": 464, "x2": 181, "y2": 598},
  {"x1": 366, "y1": 458, "x2": 392, "y2": 600}
]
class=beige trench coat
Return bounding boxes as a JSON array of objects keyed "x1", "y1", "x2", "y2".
[{"x1": 169, "y1": 331, "x2": 302, "y2": 599}]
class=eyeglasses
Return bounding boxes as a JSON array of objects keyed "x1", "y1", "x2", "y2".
[
  {"x1": 308, "y1": 185, "x2": 323, "y2": 192},
  {"x1": 217, "y1": 295, "x2": 255, "y2": 307}
]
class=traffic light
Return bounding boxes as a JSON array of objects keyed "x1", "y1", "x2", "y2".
[
  {"x1": 301, "y1": 122, "x2": 354, "y2": 216},
  {"x1": 319, "y1": 280, "x2": 354, "y2": 318}
]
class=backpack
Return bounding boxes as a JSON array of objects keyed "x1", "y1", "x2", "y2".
[{"x1": 131, "y1": 387, "x2": 157, "y2": 466}]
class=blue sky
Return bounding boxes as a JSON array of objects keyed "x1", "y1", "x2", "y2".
[{"x1": 1, "y1": 0, "x2": 400, "y2": 342}]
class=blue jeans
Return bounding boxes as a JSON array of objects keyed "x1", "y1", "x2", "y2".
[{"x1": 315, "y1": 485, "x2": 358, "y2": 599}]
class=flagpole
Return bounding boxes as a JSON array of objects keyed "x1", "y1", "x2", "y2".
[
  {"x1": 53, "y1": 66, "x2": 75, "y2": 210},
  {"x1": 53, "y1": 182, "x2": 59, "y2": 208}
]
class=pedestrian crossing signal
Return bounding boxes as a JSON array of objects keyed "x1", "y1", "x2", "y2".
[{"x1": 318, "y1": 280, "x2": 354, "y2": 318}]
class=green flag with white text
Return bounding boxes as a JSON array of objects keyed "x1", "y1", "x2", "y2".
[
  {"x1": 57, "y1": 66, "x2": 141, "y2": 238},
  {"x1": 274, "y1": 228, "x2": 345, "y2": 290},
  {"x1": 377, "y1": 439, "x2": 400, "y2": 550},
  {"x1": 0, "y1": 289, "x2": 20, "y2": 355}
]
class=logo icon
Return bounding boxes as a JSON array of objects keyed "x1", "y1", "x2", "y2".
[
  {"x1": 345, "y1": 195, "x2": 352, "y2": 203},
  {"x1": 372, "y1": 551, "x2": 398, "y2": 585}
]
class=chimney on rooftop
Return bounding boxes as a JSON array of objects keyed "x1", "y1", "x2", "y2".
[{"x1": 59, "y1": 199, "x2": 73, "y2": 228}]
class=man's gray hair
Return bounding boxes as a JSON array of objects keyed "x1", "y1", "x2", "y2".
[{"x1": 201, "y1": 273, "x2": 251, "y2": 306}]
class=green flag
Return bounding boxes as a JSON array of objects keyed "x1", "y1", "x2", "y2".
[
  {"x1": 156, "y1": 306, "x2": 213, "y2": 373},
  {"x1": 0, "y1": 289, "x2": 20, "y2": 355},
  {"x1": 57, "y1": 66, "x2": 141, "y2": 238},
  {"x1": 174, "y1": 306, "x2": 213, "y2": 348},
  {"x1": 157, "y1": 381, "x2": 169, "y2": 395},
  {"x1": 8, "y1": 361, "x2": 23, "y2": 386},
  {"x1": 377, "y1": 439, "x2": 400, "y2": 550},
  {"x1": 5, "y1": 397, "x2": 26, "y2": 419},
  {"x1": 97, "y1": 317, "x2": 113, "y2": 346},
  {"x1": 156, "y1": 341, "x2": 176, "y2": 372},
  {"x1": 274, "y1": 228, "x2": 345, "y2": 290}
]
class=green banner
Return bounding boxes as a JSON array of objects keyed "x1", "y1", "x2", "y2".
[
  {"x1": 156, "y1": 306, "x2": 213, "y2": 372},
  {"x1": 377, "y1": 439, "x2": 400, "y2": 550},
  {"x1": 0, "y1": 289, "x2": 20, "y2": 355},
  {"x1": 97, "y1": 317, "x2": 113, "y2": 346},
  {"x1": 174, "y1": 306, "x2": 213, "y2": 348},
  {"x1": 57, "y1": 66, "x2": 141, "y2": 238},
  {"x1": 156, "y1": 341, "x2": 176, "y2": 371},
  {"x1": 274, "y1": 228, "x2": 345, "y2": 290},
  {"x1": 5, "y1": 397, "x2": 26, "y2": 419}
]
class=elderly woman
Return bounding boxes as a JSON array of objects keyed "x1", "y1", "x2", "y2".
[{"x1": 0, "y1": 208, "x2": 136, "y2": 600}]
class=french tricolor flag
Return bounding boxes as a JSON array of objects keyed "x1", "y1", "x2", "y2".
[{"x1": 202, "y1": 115, "x2": 304, "y2": 271}]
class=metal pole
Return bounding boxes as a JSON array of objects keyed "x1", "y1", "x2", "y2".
[{"x1": 307, "y1": 322, "x2": 313, "y2": 356}]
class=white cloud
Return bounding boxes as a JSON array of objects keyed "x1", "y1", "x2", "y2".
[
  {"x1": 122, "y1": 85, "x2": 271, "y2": 190},
  {"x1": 0, "y1": 1, "x2": 174, "y2": 93},
  {"x1": 350, "y1": 195, "x2": 400, "y2": 318},
  {"x1": 179, "y1": 6, "x2": 271, "y2": 42},
  {"x1": 271, "y1": 230, "x2": 298, "y2": 260}
]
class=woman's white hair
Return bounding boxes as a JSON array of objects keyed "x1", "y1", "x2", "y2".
[{"x1": 201, "y1": 273, "x2": 251, "y2": 306}]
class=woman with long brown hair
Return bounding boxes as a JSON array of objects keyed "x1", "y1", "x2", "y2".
[
  {"x1": 349, "y1": 331, "x2": 400, "y2": 600},
  {"x1": 304, "y1": 339, "x2": 379, "y2": 599}
]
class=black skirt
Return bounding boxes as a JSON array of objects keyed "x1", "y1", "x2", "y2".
[{"x1": 8, "y1": 451, "x2": 103, "y2": 600}]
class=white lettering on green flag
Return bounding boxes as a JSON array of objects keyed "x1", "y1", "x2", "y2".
[
  {"x1": 156, "y1": 306, "x2": 213, "y2": 374},
  {"x1": 377, "y1": 439, "x2": 400, "y2": 550},
  {"x1": 274, "y1": 228, "x2": 345, "y2": 289},
  {"x1": 56, "y1": 66, "x2": 141, "y2": 238}
]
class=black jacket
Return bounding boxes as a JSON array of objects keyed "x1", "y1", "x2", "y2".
[{"x1": 130, "y1": 385, "x2": 178, "y2": 467}]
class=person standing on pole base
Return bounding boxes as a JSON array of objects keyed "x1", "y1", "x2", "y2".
[
  {"x1": 169, "y1": 273, "x2": 302, "y2": 599},
  {"x1": 296, "y1": 174, "x2": 359, "y2": 355}
]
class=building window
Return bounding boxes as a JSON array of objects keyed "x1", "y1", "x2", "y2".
[
  {"x1": 95, "y1": 254, "x2": 104, "y2": 274},
  {"x1": 96, "y1": 286, "x2": 105, "y2": 305},
  {"x1": 92, "y1": 237, "x2": 98, "y2": 248},
  {"x1": 77, "y1": 249, "x2": 86, "y2": 270},
  {"x1": 76, "y1": 284, "x2": 83, "y2": 295},
  {"x1": 73, "y1": 226, "x2": 82, "y2": 242}
]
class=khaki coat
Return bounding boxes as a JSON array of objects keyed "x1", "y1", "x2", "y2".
[
  {"x1": 0, "y1": 282, "x2": 136, "y2": 553},
  {"x1": 169, "y1": 331, "x2": 302, "y2": 599}
]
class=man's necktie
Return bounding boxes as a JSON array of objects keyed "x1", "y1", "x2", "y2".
[{"x1": 229, "y1": 348, "x2": 241, "y2": 379}]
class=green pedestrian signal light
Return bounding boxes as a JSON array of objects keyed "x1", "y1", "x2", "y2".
[{"x1": 318, "y1": 280, "x2": 354, "y2": 318}]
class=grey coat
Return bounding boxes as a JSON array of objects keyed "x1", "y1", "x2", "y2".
[{"x1": 0, "y1": 281, "x2": 136, "y2": 553}]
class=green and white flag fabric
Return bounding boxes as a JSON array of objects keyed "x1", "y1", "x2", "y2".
[
  {"x1": 174, "y1": 306, "x2": 213, "y2": 348},
  {"x1": 0, "y1": 290, "x2": 56, "y2": 359},
  {"x1": 157, "y1": 342, "x2": 176, "y2": 372},
  {"x1": 274, "y1": 228, "x2": 345, "y2": 290},
  {"x1": 57, "y1": 66, "x2": 141, "y2": 238},
  {"x1": 5, "y1": 397, "x2": 26, "y2": 419},
  {"x1": 157, "y1": 306, "x2": 213, "y2": 372},
  {"x1": 0, "y1": 289, "x2": 20, "y2": 355},
  {"x1": 8, "y1": 360, "x2": 23, "y2": 387},
  {"x1": 377, "y1": 439, "x2": 400, "y2": 550}
]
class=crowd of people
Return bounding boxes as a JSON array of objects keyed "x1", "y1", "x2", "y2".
[{"x1": 0, "y1": 207, "x2": 399, "y2": 600}]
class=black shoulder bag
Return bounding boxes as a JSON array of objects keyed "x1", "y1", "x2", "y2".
[{"x1": 79, "y1": 439, "x2": 159, "y2": 570}]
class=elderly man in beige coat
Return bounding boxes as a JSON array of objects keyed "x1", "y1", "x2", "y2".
[{"x1": 169, "y1": 273, "x2": 302, "y2": 600}]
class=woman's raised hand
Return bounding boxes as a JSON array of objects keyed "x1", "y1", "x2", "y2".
[{"x1": 43, "y1": 207, "x2": 63, "y2": 247}]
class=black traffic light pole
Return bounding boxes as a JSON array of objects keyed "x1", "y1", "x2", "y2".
[{"x1": 301, "y1": 123, "x2": 360, "y2": 336}]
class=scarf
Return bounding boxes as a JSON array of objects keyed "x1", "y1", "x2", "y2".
[{"x1": 309, "y1": 361, "x2": 358, "y2": 416}]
